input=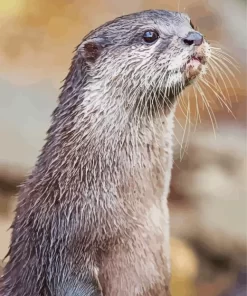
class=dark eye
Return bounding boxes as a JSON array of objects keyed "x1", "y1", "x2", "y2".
[
  {"x1": 190, "y1": 20, "x2": 195, "y2": 29},
  {"x1": 143, "y1": 31, "x2": 159, "y2": 43}
]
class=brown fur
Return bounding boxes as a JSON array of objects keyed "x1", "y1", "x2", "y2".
[{"x1": 1, "y1": 10, "x2": 209, "y2": 296}]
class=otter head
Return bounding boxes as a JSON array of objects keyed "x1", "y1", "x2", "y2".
[{"x1": 62, "y1": 10, "x2": 211, "y2": 120}]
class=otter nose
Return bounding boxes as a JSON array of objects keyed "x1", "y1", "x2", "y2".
[{"x1": 183, "y1": 31, "x2": 204, "y2": 46}]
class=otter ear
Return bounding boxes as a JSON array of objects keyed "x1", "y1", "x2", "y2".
[{"x1": 80, "y1": 37, "x2": 109, "y2": 63}]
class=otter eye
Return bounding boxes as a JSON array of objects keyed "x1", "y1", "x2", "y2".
[
  {"x1": 190, "y1": 20, "x2": 195, "y2": 29},
  {"x1": 143, "y1": 31, "x2": 159, "y2": 43}
]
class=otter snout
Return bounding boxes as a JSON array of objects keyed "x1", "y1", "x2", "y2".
[{"x1": 183, "y1": 31, "x2": 204, "y2": 46}]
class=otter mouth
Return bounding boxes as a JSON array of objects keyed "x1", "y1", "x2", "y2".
[
  {"x1": 183, "y1": 53, "x2": 206, "y2": 82},
  {"x1": 188, "y1": 53, "x2": 206, "y2": 65}
]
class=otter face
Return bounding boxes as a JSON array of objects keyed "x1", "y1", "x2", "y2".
[{"x1": 79, "y1": 10, "x2": 211, "y2": 111}]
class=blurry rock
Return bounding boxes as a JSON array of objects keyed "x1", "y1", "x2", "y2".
[
  {"x1": 169, "y1": 123, "x2": 246, "y2": 296},
  {"x1": 176, "y1": 125, "x2": 246, "y2": 247},
  {"x1": 170, "y1": 123, "x2": 246, "y2": 283}
]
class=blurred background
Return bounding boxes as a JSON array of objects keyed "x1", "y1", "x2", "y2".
[{"x1": 0, "y1": 0, "x2": 246, "y2": 295}]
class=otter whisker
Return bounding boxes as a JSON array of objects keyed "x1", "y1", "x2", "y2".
[
  {"x1": 148, "y1": 67, "x2": 187, "y2": 153},
  {"x1": 207, "y1": 63, "x2": 232, "y2": 106},
  {"x1": 184, "y1": 92, "x2": 193, "y2": 158},
  {"x1": 179, "y1": 91, "x2": 191, "y2": 160},
  {"x1": 209, "y1": 56, "x2": 239, "y2": 103},
  {"x1": 178, "y1": 92, "x2": 189, "y2": 117},
  {"x1": 210, "y1": 54, "x2": 239, "y2": 84},
  {"x1": 201, "y1": 79, "x2": 235, "y2": 118},
  {"x1": 211, "y1": 59, "x2": 240, "y2": 91},
  {"x1": 209, "y1": 58, "x2": 238, "y2": 102},
  {"x1": 185, "y1": 91, "x2": 193, "y2": 157},
  {"x1": 174, "y1": 92, "x2": 193, "y2": 159},
  {"x1": 192, "y1": 84, "x2": 202, "y2": 132},
  {"x1": 210, "y1": 46, "x2": 240, "y2": 72},
  {"x1": 195, "y1": 82, "x2": 218, "y2": 137},
  {"x1": 213, "y1": 53, "x2": 240, "y2": 75},
  {"x1": 177, "y1": 88, "x2": 193, "y2": 126},
  {"x1": 149, "y1": 94, "x2": 171, "y2": 174}
]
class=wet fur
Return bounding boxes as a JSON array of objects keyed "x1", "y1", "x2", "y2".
[{"x1": 1, "y1": 10, "x2": 208, "y2": 296}]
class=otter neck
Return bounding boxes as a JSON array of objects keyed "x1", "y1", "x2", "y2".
[
  {"x1": 33, "y1": 82, "x2": 175, "y2": 195},
  {"x1": 30, "y1": 51, "x2": 177, "y2": 201}
]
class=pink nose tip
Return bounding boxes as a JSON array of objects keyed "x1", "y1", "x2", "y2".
[{"x1": 183, "y1": 32, "x2": 204, "y2": 46}]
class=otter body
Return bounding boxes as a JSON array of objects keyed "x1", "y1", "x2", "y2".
[{"x1": 1, "y1": 10, "x2": 210, "y2": 296}]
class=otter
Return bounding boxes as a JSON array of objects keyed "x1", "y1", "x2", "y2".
[{"x1": 1, "y1": 10, "x2": 210, "y2": 296}]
